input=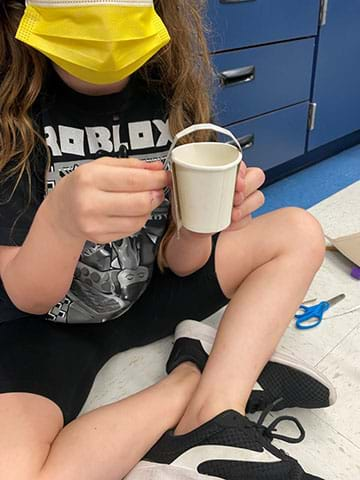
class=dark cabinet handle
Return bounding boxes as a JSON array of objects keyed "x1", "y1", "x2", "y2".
[
  {"x1": 238, "y1": 134, "x2": 255, "y2": 150},
  {"x1": 220, "y1": 0, "x2": 256, "y2": 3},
  {"x1": 219, "y1": 66, "x2": 255, "y2": 87},
  {"x1": 228, "y1": 134, "x2": 255, "y2": 150}
]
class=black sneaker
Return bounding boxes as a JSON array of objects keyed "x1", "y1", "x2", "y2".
[
  {"x1": 126, "y1": 405, "x2": 323, "y2": 480},
  {"x1": 166, "y1": 320, "x2": 336, "y2": 413}
]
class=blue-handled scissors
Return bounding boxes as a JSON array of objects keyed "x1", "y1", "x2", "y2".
[{"x1": 295, "y1": 294, "x2": 346, "y2": 330}]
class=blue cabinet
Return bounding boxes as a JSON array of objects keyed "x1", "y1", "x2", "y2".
[
  {"x1": 213, "y1": 39, "x2": 315, "y2": 126},
  {"x1": 207, "y1": 0, "x2": 320, "y2": 51},
  {"x1": 208, "y1": 0, "x2": 360, "y2": 178},
  {"x1": 308, "y1": 0, "x2": 360, "y2": 150},
  {"x1": 225, "y1": 103, "x2": 309, "y2": 170}
]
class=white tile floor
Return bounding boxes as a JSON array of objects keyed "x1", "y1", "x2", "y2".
[{"x1": 81, "y1": 181, "x2": 360, "y2": 479}]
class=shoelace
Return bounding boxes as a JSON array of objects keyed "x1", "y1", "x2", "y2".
[{"x1": 254, "y1": 397, "x2": 305, "y2": 445}]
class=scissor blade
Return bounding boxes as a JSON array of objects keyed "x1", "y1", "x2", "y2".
[
  {"x1": 302, "y1": 298, "x2": 317, "y2": 305},
  {"x1": 327, "y1": 294, "x2": 346, "y2": 307}
]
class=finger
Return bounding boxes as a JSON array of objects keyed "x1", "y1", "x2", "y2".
[
  {"x1": 142, "y1": 160, "x2": 166, "y2": 170},
  {"x1": 235, "y1": 161, "x2": 247, "y2": 192},
  {"x1": 102, "y1": 215, "x2": 150, "y2": 235},
  {"x1": 233, "y1": 190, "x2": 245, "y2": 207},
  {"x1": 95, "y1": 156, "x2": 154, "y2": 169},
  {"x1": 232, "y1": 190, "x2": 265, "y2": 222},
  {"x1": 235, "y1": 174, "x2": 246, "y2": 194},
  {"x1": 82, "y1": 214, "x2": 151, "y2": 244},
  {"x1": 93, "y1": 165, "x2": 170, "y2": 192},
  {"x1": 225, "y1": 215, "x2": 252, "y2": 232},
  {"x1": 239, "y1": 160, "x2": 247, "y2": 178},
  {"x1": 95, "y1": 190, "x2": 165, "y2": 217},
  {"x1": 244, "y1": 168, "x2": 266, "y2": 197},
  {"x1": 239, "y1": 214, "x2": 252, "y2": 228},
  {"x1": 88, "y1": 232, "x2": 130, "y2": 244},
  {"x1": 96, "y1": 156, "x2": 167, "y2": 174}
]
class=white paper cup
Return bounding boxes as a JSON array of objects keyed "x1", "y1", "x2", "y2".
[{"x1": 166, "y1": 123, "x2": 242, "y2": 234}]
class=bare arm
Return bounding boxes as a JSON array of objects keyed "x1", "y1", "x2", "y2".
[
  {"x1": 164, "y1": 228, "x2": 212, "y2": 277},
  {"x1": 0, "y1": 156, "x2": 169, "y2": 315},
  {"x1": 164, "y1": 164, "x2": 266, "y2": 277},
  {"x1": 0, "y1": 198, "x2": 85, "y2": 315}
]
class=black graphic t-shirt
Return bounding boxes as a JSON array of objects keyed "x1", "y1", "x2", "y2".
[{"x1": 0, "y1": 68, "x2": 172, "y2": 324}]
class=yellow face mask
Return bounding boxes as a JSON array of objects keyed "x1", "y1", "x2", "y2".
[{"x1": 16, "y1": 0, "x2": 171, "y2": 85}]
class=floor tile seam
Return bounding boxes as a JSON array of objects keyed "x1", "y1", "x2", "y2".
[
  {"x1": 314, "y1": 323, "x2": 360, "y2": 368},
  {"x1": 310, "y1": 410, "x2": 360, "y2": 452}
]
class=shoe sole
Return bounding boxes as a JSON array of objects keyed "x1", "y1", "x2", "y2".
[
  {"x1": 126, "y1": 461, "x2": 322, "y2": 480},
  {"x1": 174, "y1": 320, "x2": 337, "y2": 409},
  {"x1": 125, "y1": 461, "x2": 221, "y2": 479}
]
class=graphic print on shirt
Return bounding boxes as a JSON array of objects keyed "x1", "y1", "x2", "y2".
[
  {"x1": 45, "y1": 119, "x2": 172, "y2": 324},
  {"x1": 44, "y1": 118, "x2": 172, "y2": 172}
]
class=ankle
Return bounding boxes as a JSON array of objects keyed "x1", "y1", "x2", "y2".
[
  {"x1": 173, "y1": 361, "x2": 201, "y2": 375},
  {"x1": 164, "y1": 361, "x2": 200, "y2": 403},
  {"x1": 168, "y1": 361, "x2": 201, "y2": 384},
  {"x1": 175, "y1": 396, "x2": 246, "y2": 436}
]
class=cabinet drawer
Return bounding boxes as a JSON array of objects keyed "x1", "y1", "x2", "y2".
[
  {"x1": 207, "y1": 0, "x2": 320, "y2": 52},
  {"x1": 213, "y1": 39, "x2": 315, "y2": 126},
  {"x1": 223, "y1": 102, "x2": 309, "y2": 170}
]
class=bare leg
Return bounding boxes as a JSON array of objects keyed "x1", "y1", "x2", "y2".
[
  {"x1": 0, "y1": 363, "x2": 199, "y2": 480},
  {"x1": 39, "y1": 362, "x2": 199, "y2": 480},
  {"x1": 175, "y1": 208, "x2": 325, "y2": 434},
  {"x1": 0, "y1": 208, "x2": 324, "y2": 479}
]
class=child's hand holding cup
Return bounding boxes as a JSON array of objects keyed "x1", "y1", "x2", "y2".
[{"x1": 166, "y1": 123, "x2": 242, "y2": 237}]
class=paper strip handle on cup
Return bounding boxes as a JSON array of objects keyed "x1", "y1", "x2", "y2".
[{"x1": 165, "y1": 123, "x2": 243, "y2": 238}]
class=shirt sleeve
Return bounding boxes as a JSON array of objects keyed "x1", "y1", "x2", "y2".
[{"x1": 0, "y1": 152, "x2": 46, "y2": 246}]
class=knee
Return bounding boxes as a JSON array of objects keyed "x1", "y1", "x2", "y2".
[
  {"x1": 0, "y1": 393, "x2": 63, "y2": 480},
  {"x1": 279, "y1": 207, "x2": 325, "y2": 266},
  {"x1": 0, "y1": 445, "x2": 51, "y2": 480}
]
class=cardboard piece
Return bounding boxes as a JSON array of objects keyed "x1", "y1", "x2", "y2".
[{"x1": 326, "y1": 232, "x2": 360, "y2": 267}]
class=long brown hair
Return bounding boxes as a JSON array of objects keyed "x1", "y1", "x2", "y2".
[{"x1": 0, "y1": 0, "x2": 215, "y2": 272}]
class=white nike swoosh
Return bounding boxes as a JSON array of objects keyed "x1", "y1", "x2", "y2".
[
  {"x1": 171, "y1": 444, "x2": 278, "y2": 469},
  {"x1": 254, "y1": 381, "x2": 264, "y2": 392}
]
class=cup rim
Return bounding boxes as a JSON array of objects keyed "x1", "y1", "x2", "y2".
[{"x1": 171, "y1": 142, "x2": 242, "y2": 171}]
